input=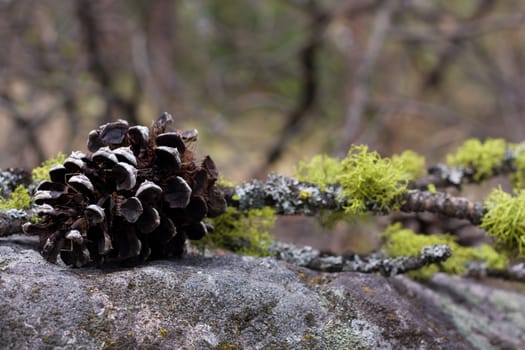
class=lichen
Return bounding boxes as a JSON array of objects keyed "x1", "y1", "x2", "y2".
[
  {"x1": 481, "y1": 187, "x2": 525, "y2": 256},
  {"x1": 296, "y1": 154, "x2": 341, "y2": 190},
  {"x1": 198, "y1": 207, "x2": 276, "y2": 257},
  {"x1": 296, "y1": 146, "x2": 412, "y2": 215},
  {"x1": 383, "y1": 224, "x2": 508, "y2": 280},
  {"x1": 0, "y1": 185, "x2": 31, "y2": 211},
  {"x1": 338, "y1": 146, "x2": 410, "y2": 214},
  {"x1": 391, "y1": 150, "x2": 426, "y2": 181},
  {"x1": 446, "y1": 138, "x2": 507, "y2": 181},
  {"x1": 31, "y1": 152, "x2": 67, "y2": 182},
  {"x1": 510, "y1": 144, "x2": 525, "y2": 189}
]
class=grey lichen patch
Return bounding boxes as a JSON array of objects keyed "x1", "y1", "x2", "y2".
[
  {"x1": 234, "y1": 174, "x2": 341, "y2": 215},
  {"x1": 0, "y1": 169, "x2": 31, "y2": 198}
]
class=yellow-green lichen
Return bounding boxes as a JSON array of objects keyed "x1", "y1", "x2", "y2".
[
  {"x1": 32, "y1": 152, "x2": 67, "y2": 182},
  {"x1": 296, "y1": 154, "x2": 341, "y2": 191},
  {"x1": 391, "y1": 150, "x2": 426, "y2": 181},
  {"x1": 338, "y1": 146, "x2": 410, "y2": 214},
  {"x1": 383, "y1": 224, "x2": 508, "y2": 280},
  {"x1": 510, "y1": 144, "x2": 525, "y2": 190},
  {"x1": 296, "y1": 146, "x2": 414, "y2": 215},
  {"x1": 446, "y1": 138, "x2": 506, "y2": 181},
  {"x1": 481, "y1": 188, "x2": 525, "y2": 256},
  {"x1": 197, "y1": 207, "x2": 276, "y2": 257},
  {"x1": 0, "y1": 185, "x2": 31, "y2": 210}
]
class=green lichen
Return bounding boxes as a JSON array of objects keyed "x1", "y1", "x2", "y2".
[
  {"x1": 296, "y1": 154, "x2": 341, "y2": 191},
  {"x1": 32, "y1": 152, "x2": 67, "y2": 182},
  {"x1": 383, "y1": 224, "x2": 508, "y2": 280},
  {"x1": 391, "y1": 150, "x2": 426, "y2": 181},
  {"x1": 216, "y1": 176, "x2": 237, "y2": 189},
  {"x1": 510, "y1": 144, "x2": 525, "y2": 190},
  {"x1": 481, "y1": 188, "x2": 525, "y2": 256},
  {"x1": 0, "y1": 185, "x2": 31, "y2": 210},
  {"x1": 197, "y1": 207, "x2": 276, "y2": 257},
  {"x1": 446, "y1": 138, "x2": 507, "y2": 181},
  {"x1": 338, "y1": 146, "x2": 410, "y2": 214},
  {"x1": 296, "y1": 146, "x2": 413, "y2": 215}
]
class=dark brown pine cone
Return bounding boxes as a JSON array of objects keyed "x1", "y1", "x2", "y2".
[{"x1": 24, "y1": 113, "x2": 226, "y2": 267}]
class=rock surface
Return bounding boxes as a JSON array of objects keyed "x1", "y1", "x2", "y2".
[{"x1": 1, "y1": 235, "x2": 525, "y2": 349}]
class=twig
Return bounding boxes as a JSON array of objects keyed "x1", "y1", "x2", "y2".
[{"x1": 270, "y1": 241, "x2": 451, "y2": 276}]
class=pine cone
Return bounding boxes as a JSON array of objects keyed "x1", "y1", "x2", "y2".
[{"x1": 24, "y1": 113, "x2": 226, "y2": 267}]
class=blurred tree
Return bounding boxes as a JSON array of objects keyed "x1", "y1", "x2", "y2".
[{"x1": 0, "y1": 0, "x2": 524, "y2": 182}]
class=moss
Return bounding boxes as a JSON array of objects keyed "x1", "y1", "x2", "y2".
[
  {"x1": 383, "y1": 224, "x2": 508, "y2": 280},
  {"x1": 481, "y1": 188, "x2": 525, "y2": 256},
  {"x1": 31, "y1": 152, "x2": 67, "y2": 182},
  {"x1": 446, "y1": 138, "x2": 506, "y2": 181},
  {"x1": 427, "y1": 184, "x2": 437, "y2": 194},
  {"x1": 198, "y1": 207, "x2": 276, "y2": 257},
  {"x1": 0, "y1": 185, "x2": 31, "y2": 210}
]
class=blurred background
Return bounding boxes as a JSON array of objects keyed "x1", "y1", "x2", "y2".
[{"x1": 1, "y1": 0, "x2": 525, "y2": 253}]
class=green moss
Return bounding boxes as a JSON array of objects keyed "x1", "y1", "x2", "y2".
[
  {"x1": 0, "y1": 185, "x2": 31, "y2": 210},
  {"x1": 198, "y1": 207, "x2": 275, "y2": 257},
  {"x1": 296, "y1": 154, "x2": 341, "y2": 191},
  {"x1": 32, "y1": 152, "x2": 67, "y2": 182},
  {"x1": 446, "y1": 138, "x2": 506, "y2": 181},
  {"x1": 383, "y1": 224, "x2": 508, "y2": 280},
  {"x1": 338, "y1": 146, "x2": 409, "y2": 214},
  {"x1": 427, "y1": 184, "x2": 437, "y2": 194},
  {"x1": 481, "y1": 188, "x2": 525, "y2": 256}
]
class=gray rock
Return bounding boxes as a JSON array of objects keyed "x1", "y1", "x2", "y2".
[{"x1": 1, "y1": 235, "x2": 524, "y2": 349}]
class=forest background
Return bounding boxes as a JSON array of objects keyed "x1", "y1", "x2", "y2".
[{"x1": 1, "y1": 0, "x2": 524, "y2": 253}]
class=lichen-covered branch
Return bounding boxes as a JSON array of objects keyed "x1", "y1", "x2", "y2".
[
  {"x1": 225, "y1": 174, "x2": 343, "y2": 215},
  {"x1": 466, "y1": 262, "x2": 525, "y2": 283},
  {"x1": 400, "y1": 190, "x2": 486, "y2": 225},
  {"x1": 413, "y1": 161, "x2": 515, "y2": 189},
  {"x1": 413, "y1": 140, "x2": 525, "y2": 189},
  {"x1": 226, "y1": 174, "x2": 486, "y2": 225},
  {"x1": 270, "y1": 241, "x2": 452, "y2": 276},
  {"x1": 0, "y1": 209, "x2": 30, "y2": 237}
]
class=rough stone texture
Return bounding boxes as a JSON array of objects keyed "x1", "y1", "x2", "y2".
[{"x1": 1, "y1": 235, "x2": 525, "y2": 349}]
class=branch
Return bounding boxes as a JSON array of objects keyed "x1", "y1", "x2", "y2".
[
  {"x1": 466, "y1": 262, "x2": 525, "y2": 284},
  {"x1": 270, "y1": 241, "x2": 451, "y2": 276},
  {"x1": 0, "y1": 209, "x2": 30, "y2": 237},
  {"x1": 413, "y1": 146, "x2": 519, "y2": 190},
  {"x1": 226, "y1": 174, "x2": 486, "y2": 225}
]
